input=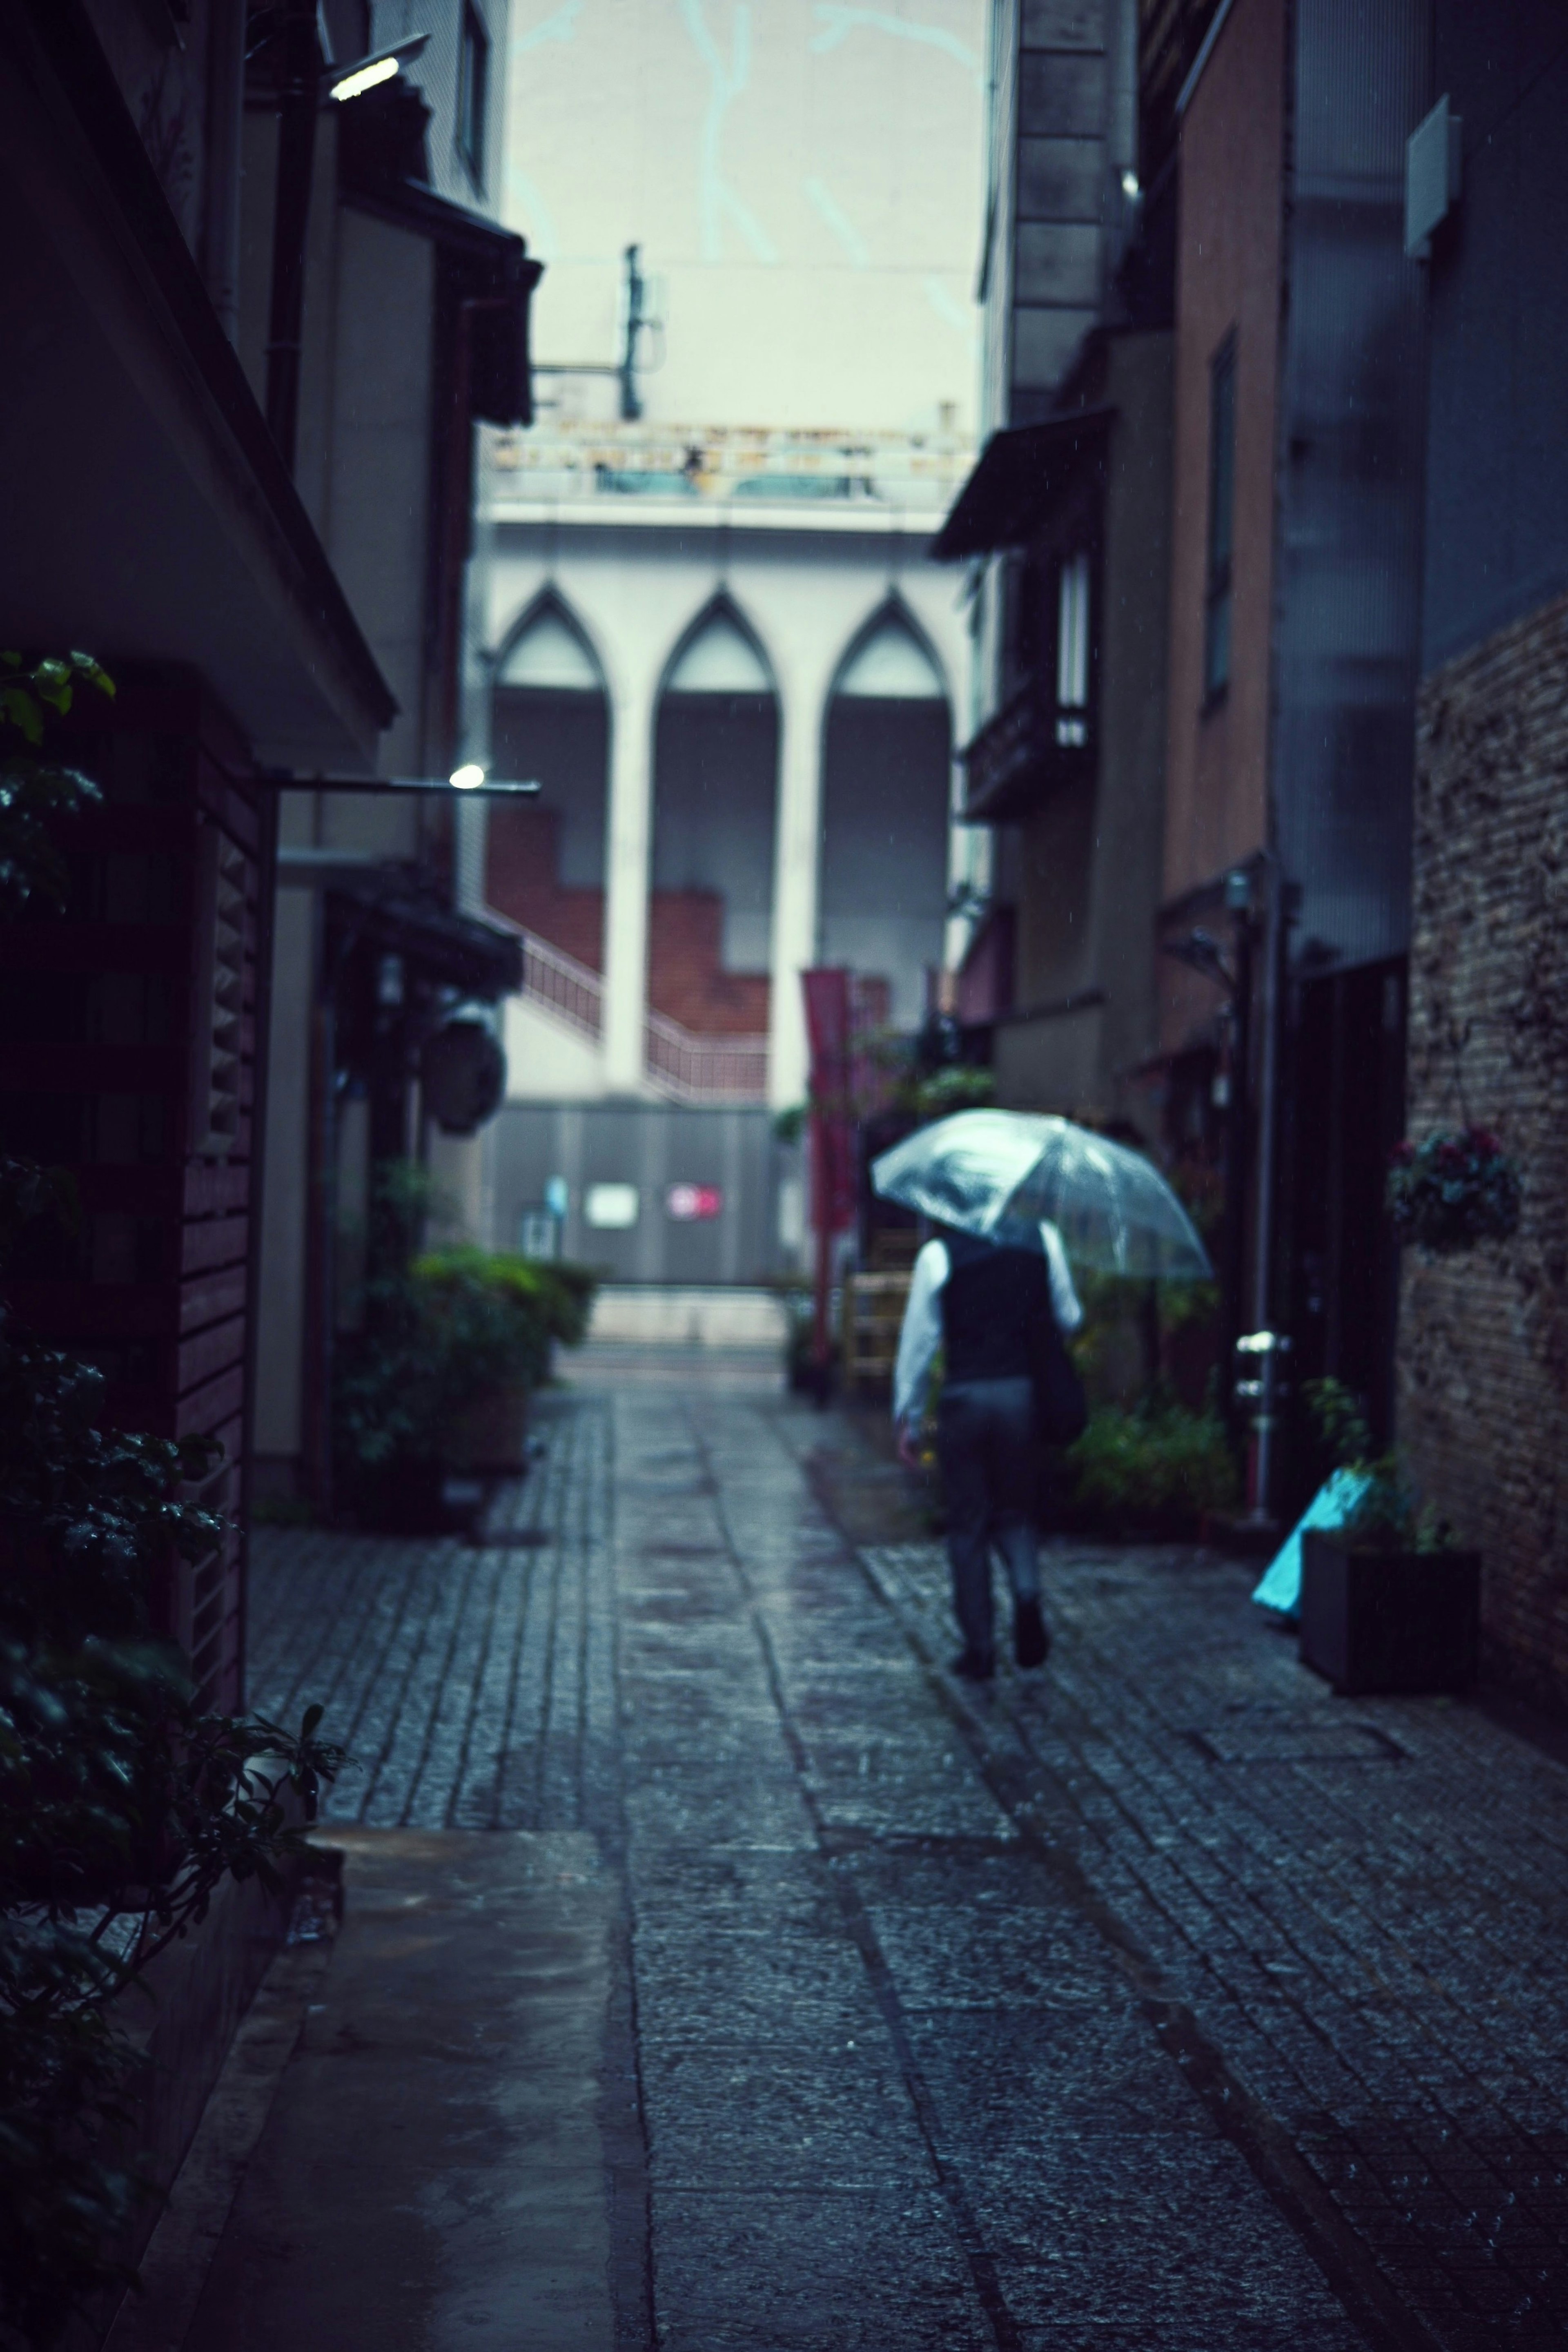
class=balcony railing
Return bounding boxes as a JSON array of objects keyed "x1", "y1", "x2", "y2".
[{"x1": 960, "y1": 677, "x2": 1095, "y2": 823}]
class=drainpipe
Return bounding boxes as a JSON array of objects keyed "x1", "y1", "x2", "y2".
[
  {"x1": 265, "y1": 0, "x2": 321, "y2": 470},
  {"x1": 1236, "y1": 853, "x2": 1287, "y2": 1523},
  {"x1": 200, "y1": 0, "x2": 247, "y2": 343}
]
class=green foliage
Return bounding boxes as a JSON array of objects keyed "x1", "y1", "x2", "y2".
[
  {"x1": 1304, "y1": 1376, "x2": 1453, "y2": 1555},
  {"x1": 897, "y1": 1063, "x2": 996, "y2": 1122},
  {"x1": 1066, "y1": 1390, "x2": 1239, "y2": 1536},
  {"x1": 0, "y1": 651, "x2": 113, "y2": 919},
  {"x1": 332, "y1": 1168, "x2": 598, "y2": 1504},
  {"x1": 1386, "y1": 1125, "x2": 1521, "y2": 1254},
  {"x1": 417, "y1": 1247, "x2": 598, "y2": 1351},
  {"x1": 0, "y1": 1161, "x2": 343, "y2": 2344}
]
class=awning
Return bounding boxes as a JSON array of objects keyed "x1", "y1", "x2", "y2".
[
  {"x1": 933, "y1": 408, "x2": 1115, "y2": 562},
  {"x1": 326, "y1": 864, "x2": 523, "y2": 1002}
]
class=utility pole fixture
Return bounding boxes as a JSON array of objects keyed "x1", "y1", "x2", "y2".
[
  {"x1": 532, "y1": 241, "x2": 657, "y2": 419},
  {"x1": 620, "y1": 244, "x2": 646, "y2": 421}
]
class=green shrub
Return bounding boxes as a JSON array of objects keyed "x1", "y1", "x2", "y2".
[
  {"x1": 0, "y1": 1164, "x2": 340, "y2": 2346},
  {"x1": 1303, "y1": 1375, "x2": 1453, "y2": 1554},
  {"x1": 1067, "y1": 1393, "x2": 1239, "y2": 1536},
  {"x1": 332, "y1": 1177, "x2": 599, "y2": 1509},
  {"x1": 417, "y1": 1248, "x2": 598, "y2": 1352}
]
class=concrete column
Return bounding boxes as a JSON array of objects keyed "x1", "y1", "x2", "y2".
[
  {"x1": 768, "y1": 663, "x2": 829, "y2": 1110},
  {"x1": 602, "y1": 667, "x2": 656, "y2": 1092}
]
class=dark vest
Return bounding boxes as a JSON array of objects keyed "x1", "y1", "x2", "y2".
[{"x1": 939, "y1": 1232, "x2": 1052, "y2": 1386}]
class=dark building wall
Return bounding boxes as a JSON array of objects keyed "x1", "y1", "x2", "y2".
[
  {"x1": 1399, "y1": 591, "x2": 1568, "y2": 1710},
  {"x1": 1422, "y1": 5, "x2": 1568, "y2": 673},
  {"x1": 1085, "y1": 328, "x2": 1172, "y2": 1089},
  {"x1": 1160, "y1": 0, "x2": 1285, "y2": 948},
  {"x1": 1396, "y1": 0, "x2": 1568, "y2": 1710},
  {"x1": 0, "y1": 676, "x2": 263, "y2": 1712},
  {"x1": 1011, "y1": 0, "x2": 1114, "y2": 420},
  {"x1": 1270, "y1": 0, "x2": 1429, "y2": 976},
  {"x1": 993, "y1": 330, "x2": 1172, "y2": 1124}
]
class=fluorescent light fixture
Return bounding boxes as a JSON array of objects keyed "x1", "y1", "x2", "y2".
[
  {"x1": 450, "y1": 762, "x2": 486, "y2": 790},
  {"x1": 327, "y1": 33, "x2": 428, "y2": 102},
  {"x1": 330, "y1": 54, "x2": 400, "y2": 100}
]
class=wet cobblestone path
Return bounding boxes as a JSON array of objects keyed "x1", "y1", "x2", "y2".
[{"x1": 252, "y1": 1359, "x2": 1568, "y2": 2350}]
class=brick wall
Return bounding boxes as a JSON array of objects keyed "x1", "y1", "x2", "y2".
[
  {"x1": 647, "y1": 893, "x2": 770, "y2": 1035},
  {"x1": 486, "y1": 808, "x2": 771, "y2": 1036},
  {"x1": 1399, "y1": 588, "x2": 1568, "y2": 1712},
  {"x1": 485, "y1": 805, "x2": 604, "y2": 971}
]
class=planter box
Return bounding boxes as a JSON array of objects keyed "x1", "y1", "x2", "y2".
[
  {"x1": 448, "y1": 1385, "x2": 531, "y2": 1474},
  {"x1": 1299, "y1": 1531, "x2": 1480, "y2": 1696}
]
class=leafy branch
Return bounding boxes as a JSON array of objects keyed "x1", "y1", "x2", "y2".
[{"x1": 0, "y1": 652, "x2": 114, "y2": 919}]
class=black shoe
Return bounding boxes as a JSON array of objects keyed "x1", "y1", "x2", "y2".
[
  {"x1": 951, "y1": 1648, "x2": 996, "y2": 1682},
  {"x1": 1014, "y1": 1598, "x2": 1050, "y2": 1670}
]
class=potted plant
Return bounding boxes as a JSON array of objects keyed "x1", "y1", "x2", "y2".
[
  {"x1": 332, "y1": 1174, "x2": 599, "y2": 1527},
  {"x1": 1387, "y1": 1125, "x2": 1521, "y2": 1254},
  {"x1": 423, "y1": 1248, "x2": 597, "y2": 1472},
  {"x1": 1298, "y1": 1380, "x2": 1479, "y2": 1696}
]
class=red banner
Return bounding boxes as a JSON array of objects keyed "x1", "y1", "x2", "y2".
[{"x1": 801, "y1": 968, "x2": 856, "y2": 1236}]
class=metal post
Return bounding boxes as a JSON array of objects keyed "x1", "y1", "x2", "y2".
[
  {"x1": 620, "y1": 244, "x2": 645, "y2": 421},
  {"x1": 1245, "y1": 854, "x2": 1286, "y2": 1517}
]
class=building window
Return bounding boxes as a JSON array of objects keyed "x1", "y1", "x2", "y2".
[
  {"x1": 1204, "y1": 333, "x2": 1237, "y2": 702},
  {"x1": 459, "y1": 4, "x2": 490, "y2": 186},
  {"x1": 1055, "y1": 550, "x2": 1091, "y2": 746}
]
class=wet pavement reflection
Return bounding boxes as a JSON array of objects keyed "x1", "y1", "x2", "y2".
[{"x1": 246, "y1": 1348, "x2": 1568, "y2": 2350}]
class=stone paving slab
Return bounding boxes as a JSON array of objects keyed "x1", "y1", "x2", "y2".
[
  {"x1": 179, "y1": 1830, "x2": 621, "y2": 2352},
  {"x1": 243, "y1": 1370, "x2": 1568, "y2": 2350}
]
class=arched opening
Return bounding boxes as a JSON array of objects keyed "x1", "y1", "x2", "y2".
[
  {"x1": 486, "y1": 597, "x2": 608, "y2": 972},
  {"x1": 819, "y1": 607, "x2": 952, "y2": 1029},
  {"x1": 649, "y1": 602, "x2": 778, "y2": 1034}
]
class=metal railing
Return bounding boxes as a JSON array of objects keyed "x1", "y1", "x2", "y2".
[
  {"x1": 513, "y1": 926, "x2": 604, "y2": 1041},
  {"x1": 645, "y1": 1009, "x2": 768, "y2": 1103},
  {"x1": 499, "y1": 915, "x2": 769, "y2": 1101}
]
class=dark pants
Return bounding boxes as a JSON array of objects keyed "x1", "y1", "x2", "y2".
[{"x1": 937, "y1": 1377, "x2": 1040, "y2": 1664}]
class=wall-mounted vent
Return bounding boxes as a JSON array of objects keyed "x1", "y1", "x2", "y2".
[
  {"x1": 1405, "y1": 95, "x2": 1462, "y2": 259},
  {"x1": 190, "y1": 823, "x2": 247, "y2": 1157}
]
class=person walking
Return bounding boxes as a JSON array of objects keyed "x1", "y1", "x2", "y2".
[{"x1": 893, "y1": 1222, "x2": 1083, "y2": 1680}]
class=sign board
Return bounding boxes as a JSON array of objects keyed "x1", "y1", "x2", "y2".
[
  {"x1": 584, "y1": 1182, "x2": 639, "y2": 1230},
  {"x1": 666, "y1": 1183, "x2": 724, "y2": 1222}
]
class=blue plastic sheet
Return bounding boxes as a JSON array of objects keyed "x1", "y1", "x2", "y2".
[{"x1": 1252, "y1": 1469, "x2": 1370, "y2": 1618}]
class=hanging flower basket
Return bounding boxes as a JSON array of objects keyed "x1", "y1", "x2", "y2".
[{"x1": 1386, "y1": 1126, "x2": 1521, "y2": 1255}]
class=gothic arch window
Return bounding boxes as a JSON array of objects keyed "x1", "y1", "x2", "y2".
[
  {"x1": 487, "y1": 594, "x2": 609, "y2": 972},
  {"x1": 819, "y1": 603, "x2": 953, "y2": 1031},
  {"x1": 650, "y1": 600, "x2": 779, "y2": 1033}
]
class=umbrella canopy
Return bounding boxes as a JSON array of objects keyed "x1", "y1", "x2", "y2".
[{"x1": 871, "y1": 1109, "x2": 1212, "y2": 1280}]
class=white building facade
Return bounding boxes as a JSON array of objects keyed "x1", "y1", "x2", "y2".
[{"x1": 469, "y1": 424, "x2": 981, "y2": 1119}]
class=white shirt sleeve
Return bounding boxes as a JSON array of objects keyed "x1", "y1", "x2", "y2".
[
  {"x1": 893, "y1": 1239, "x2": 948, "y2": 1427},
  {"x1": 1040, "y1": 1220, "x2": 1084, "y2": 1333}
]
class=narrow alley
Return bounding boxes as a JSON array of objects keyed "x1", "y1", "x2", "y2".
[{"x1": 146, "y1": 1347, "x2": 1568, "y2": 2352}]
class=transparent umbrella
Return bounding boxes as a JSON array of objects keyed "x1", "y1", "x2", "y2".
[{"x1": 871, "y1": 1108, "x2": 1212, "y2": 1280}]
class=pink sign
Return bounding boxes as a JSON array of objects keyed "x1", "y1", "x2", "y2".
[{"x1": 666, "y1": 1183, "x2": 724, "y2": 1222}]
